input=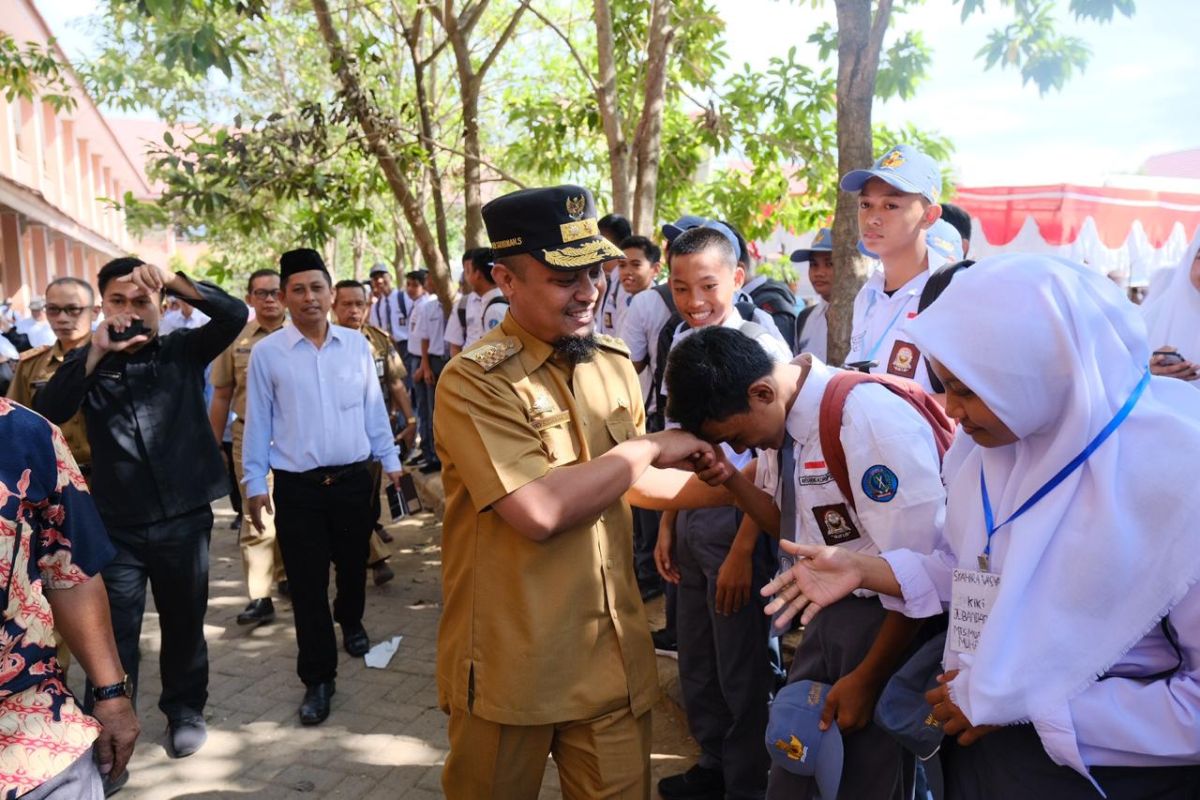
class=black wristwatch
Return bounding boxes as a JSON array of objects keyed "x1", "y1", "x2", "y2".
[{"x1": 92, "y1": 674, "x2": 133, "y2": 702}]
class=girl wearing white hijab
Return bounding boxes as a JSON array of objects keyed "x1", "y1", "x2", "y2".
[
  {"x1": 1142, "y1": 231, "x2": 1200, "y2": 385},
  {"x1": 762, "y1": 254, "x2": 1200, "y2": 798}
]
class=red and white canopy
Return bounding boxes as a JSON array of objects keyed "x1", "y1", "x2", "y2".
[{"x1": 955, "y1": 184, "x2": 1200, "y2": 284}]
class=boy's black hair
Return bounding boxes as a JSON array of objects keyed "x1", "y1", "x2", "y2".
[
  {"x1": 97, "y1": 257, "x2": 147, "y2": 296},
  {"x1": 246, "y1": 268, "x2": 280, "y2": 294},
  {"x1": 667, "y1": 226, "x2": 737, "y2": 269},
  {"x1": 405, "y1": 269, "x2": 429, "y2": 282},
  {"x1": 718, "y1": 219, "x2": 751, "y2": 267},
  {"x1": 917, "y1": 258, "x2": 975, "y2": 392},
  {"x1": 619, "y1": 235, "x2": 661, "y2": 265},
  {"x1": 597, "y1": 213, "x2": 632, "y2": 242},
  {"x1": 938, "y1": 202, "x2": 972, "y2": 244},
  {"x1": 463, "y1": 247, "x2": 496, "y2": 284},
  {"x1": 665, "y1": 326, "x2": 775, "y2": 435}
]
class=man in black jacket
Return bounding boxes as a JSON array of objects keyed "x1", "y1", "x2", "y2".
[{"x1": 37, "y1": 257, "x2": 246, "y2": 760}]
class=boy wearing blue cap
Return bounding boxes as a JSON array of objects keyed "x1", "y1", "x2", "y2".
[
  {"x1": 791, "y1": 228, "x2": 834, "y2": 361},
  {"x1": 663, "y1": 325, "x2": 951, "y2": 800},
  {"x1": 840, "y1": 144, "x2": 951, "y2": 392}
]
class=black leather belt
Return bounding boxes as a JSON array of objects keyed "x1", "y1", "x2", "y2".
[{"x1": 275, "y1": 460, "x2": 369, "y2": 486}]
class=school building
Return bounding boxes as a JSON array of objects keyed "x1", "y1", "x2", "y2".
[{"x1": 0, "y1": 0, "x2": 195, "y2": 314}]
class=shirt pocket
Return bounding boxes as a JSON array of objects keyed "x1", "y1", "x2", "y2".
[
  {"x1": 336, "y1": 371, "x2": 365, "y2": 410},
  {"x1": 537, "y1": 417, "x2": 579, "y2": 467},
  {"x1": 605, "y1": 406, "x2": 638, "y2": 445}
]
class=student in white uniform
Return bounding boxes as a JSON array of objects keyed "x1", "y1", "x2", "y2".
[
  {"x1": 790, "y1": 227, "x2": 834, "y2": 361},
  {"x1": 665, "y1": 325, "x2": 950, "y2": 800},
  {"x1": 765, "y1": 253, "x2": 1200, "y2": 799},
  {"x1": 1142, "y1": 231, "x2": 1200, "y2": 386},
  {"x1": 653, "y1": 224, "x2": 789, "y2": 800},
  {"x1": 443, "y1": 274, "x2": 473, "y2": 358},
  {"x1": 841, "y1": 144, "x2": 951, "y2": 391}
]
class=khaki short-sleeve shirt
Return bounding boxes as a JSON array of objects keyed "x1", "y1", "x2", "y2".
[
  {"x1": 211, "y1": 319, "x2": 284, "y2": 421},
  {"x1": 7, "y1": 340, "x2": 92, "y2": 466},
  {"x1": 433, "y1": 315, "x2": 658, "y2": 726},
  {"x1": 361, "y1": 324, "x2": 407, "y2": 400}
]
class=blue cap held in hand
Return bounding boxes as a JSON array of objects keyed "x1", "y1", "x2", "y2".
[{"x1": 765, "y1": 680, "x2": 843, "y2": 799}]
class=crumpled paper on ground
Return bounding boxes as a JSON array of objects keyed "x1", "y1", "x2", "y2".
[{"x1": 364, "y1": 635, "x2": 404, "y2": 669}]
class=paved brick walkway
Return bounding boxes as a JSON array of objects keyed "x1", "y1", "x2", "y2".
[{"x1": 105, "y1": 500, "x2": 697, "y2": 799}]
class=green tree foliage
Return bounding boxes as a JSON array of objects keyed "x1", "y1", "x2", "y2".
[{"x1": 0, "y1": 35, "x2": 77, "y2": 113}]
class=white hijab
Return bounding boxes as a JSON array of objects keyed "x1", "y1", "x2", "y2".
[
  {"x1": 907, "y1": 253, "x2": 1200, "y2": 733},
  {"x1": 1142, "y1": 231, "x2": 1200, "y2": 371}
]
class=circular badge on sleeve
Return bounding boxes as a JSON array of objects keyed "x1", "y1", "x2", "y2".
[{"x1": 862, "y1": 465, "x2": 899, "y2": 503}]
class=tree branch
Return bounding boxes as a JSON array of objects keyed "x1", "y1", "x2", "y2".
[
  {"x1": 478, "y1": 0, "x2": 531, "y2": 80},
  {"x1": 525, "y1": 4, "x2": 600, "y2": 94}
]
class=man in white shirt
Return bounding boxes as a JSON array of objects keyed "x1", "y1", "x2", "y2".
[
  {"x1": 409, "y1": 270, "x2": 447, "y2": 474},
  {"x1": 790, "y1": 227, "x2": 834, "y2": 361},
  {"x1": 243, "y1": 248, "x2": 402, "y2": 727},
  {"x1": 16, "y1": 297, "x2": 56, "y2": 347},
  {"x1": 158, "y1": 299, "x2": 210, "y2": 336},
  {"x1": 368, "y1": 263, "x2": 411, "y2": 354}
]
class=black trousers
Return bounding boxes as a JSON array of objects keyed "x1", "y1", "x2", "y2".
[
  {"x1": 221, "y1": 440, "x2": 242, "y2": 516},
  {"x1": 273, "y1": 463, "x2": 373, "y2": 686},
  {"x1": 87, "y1": 505, "x2": 212, "y2": 721}
]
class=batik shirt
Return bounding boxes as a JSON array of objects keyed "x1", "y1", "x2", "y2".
[{"x1": 0, "y1": 399, "x2": 115, "y2": 799}]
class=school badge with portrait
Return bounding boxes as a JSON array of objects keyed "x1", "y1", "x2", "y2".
[
  {"x1": 811, "y1": 502, "x2": 861, "y2": 547},
  {"x1": 887, "y1": 339, "x2": 920, "y2": 380}
]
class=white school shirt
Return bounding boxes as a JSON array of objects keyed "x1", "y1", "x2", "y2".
[
  {"x1": 755, "y1": 358, "x2": 945, "y2": 582},
  {"x1": 370, "y1": 288, "x2": 410, "y2": 343},
  {"x1": 411, "y1": 294, "x2": 447, "y2": 358},
  {"x1": 617, "y1": 288, "x2": 672, "y2": 413},
  {"x1": 478, "y1": 287, "x2": 508, "y2": 339},
  {"x1": 794, "y1": 299, "x2": 828, "y2": 362},
  {"x1": 845, "y1": 253, "x2": 951, "y2": 392},
  {"x1": 444, "y1": 293, "x2": 474, "y2": 349},
  {"x1": 241, "y1": 323, "x2": 401, "y2": 497},
  {"x1": 600, "y1": 280, "x2": 634, "y2": 338}
]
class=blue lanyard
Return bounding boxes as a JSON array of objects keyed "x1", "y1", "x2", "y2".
[
  {"x1": 864, "y1": 300, "x2": 910, "y2": 362},
  {"x1": 978, "y1": 369, "x2": 1150, "y2": 571}
]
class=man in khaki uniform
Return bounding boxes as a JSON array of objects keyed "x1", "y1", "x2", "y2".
[
  {"x1": 209, "y1": 268, "x2": 287, "y2": 626},
  {"x1": 331, "y1": 279, "x2": 417, "y2": 586},
  {"x1": 7, "y1": 277, "x2": 98, "y2": 470},
  {"x1": 435, "y1": 185, "x2": 725, "y2": 799}
]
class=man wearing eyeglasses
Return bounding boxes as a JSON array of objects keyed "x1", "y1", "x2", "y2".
[
  {"x1": 6, "y1": 277, "x2": 98, "y2": 474},
  {"x1": 209, "y1": 268, "x2": 289, "y2": 628}
]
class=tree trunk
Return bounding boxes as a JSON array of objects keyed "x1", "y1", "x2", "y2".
[
  {"x1": 827, "y1": 0, "x2": 893, "y2": 366},
  {"x1": 593, "y1": 0, "x2": 632, "y2": 215},
  {"x1": 631, "y1": 0, "x2": 674, "y2": 236},
  {"x1": 311, "y1": 0, "x2": 453, "y2": 313},
  {"x1": 404, "y1": 10, "x2": 451, "y2": 263}
]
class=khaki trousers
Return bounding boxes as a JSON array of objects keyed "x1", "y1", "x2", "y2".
[
  {"x1": 442, "y1": 705, "x2": 651, "y2": 800},
  {"x1": 232, "y1": 423, "x2": 286, "y2": 600}
]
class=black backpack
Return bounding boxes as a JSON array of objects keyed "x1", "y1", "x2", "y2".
[
  {"x1": 747, "y1": 278, "x2": 798, "y2": 347},
  {"x1": 648, "y1": 283, "x2": 760, "y2": 431}
]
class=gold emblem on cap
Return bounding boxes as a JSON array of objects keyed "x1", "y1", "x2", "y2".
[
  {"x1": 565, "y1": 194, "x2": 586, "y2": 220},
  {"x1": 560, "y1": 218, "x2": 599, "y2": 244},
  {"x1": 881, "y1": 149, "x2": 905, "y2": 169},
  {"x1": 774, "y1": 735, "x2": 808, "y2": 763},
  {"x1": 543, "y1": 239, "x2": 625, "y2": 269}
]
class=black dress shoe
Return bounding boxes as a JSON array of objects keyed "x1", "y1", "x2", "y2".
[
  {"x1": 299, "y1": 681, "x2": 335, "y2": 726},
  {"x1": 342, "y1": 626, "x2": 370, "y2": 657},
  {"x1": 167, "y1": 715, "x2": 207, "y2": 758},
  {"x1": 658, "y1": 764, "x2": 724, "y2": 799},
  {"x1": 277, "y1": 580, "x2": 290, "y2": 598},
  {"x1": 236, "y1": 598, "x2": 275, "y2": 627}
]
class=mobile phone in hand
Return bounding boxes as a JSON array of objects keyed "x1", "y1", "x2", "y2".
[
  {"x1": 1152, "y1": 350, "x2": 1185, "y2": 366},
  {"x1": 109, "y1": 319, "x2": 149, "y2": 342}
]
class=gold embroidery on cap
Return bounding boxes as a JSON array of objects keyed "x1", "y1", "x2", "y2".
[
  {"x1": 542, "y1": 239, "x2": 625, "y2": 269},
  {"x1": 560, "y1": 218, "x2": 599, "y2": 243},
  {"x1": 565, "y1": 195, "x2": 586, "y2": 220},
  {"x1": 490, "y1": 236, "x2": 523, "y2": 250},
  {"x1": 881, "y1": 149, "x2": 905, "y2": 169}
]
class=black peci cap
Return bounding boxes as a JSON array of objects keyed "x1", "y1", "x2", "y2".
[
  {"x1": 482, "y1": 185, "x2": 625, "y2": 271},
  {"x1": 279, "y1": 248, "x2": 330, "y2": 283}
]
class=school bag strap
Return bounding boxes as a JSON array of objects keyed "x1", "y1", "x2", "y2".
[{"x1": 818, "y1": 371, "x2": 956, "y2": 510}]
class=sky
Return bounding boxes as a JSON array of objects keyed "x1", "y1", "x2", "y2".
[{"x1": 36, "y1": 0, "x2": 1200, "y2": 188}]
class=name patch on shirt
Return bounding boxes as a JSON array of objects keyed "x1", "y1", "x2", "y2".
[
  {"x1": 886, "y1": 340, "x2": 920, "y2": 380},
  {"x1": 811, "y1": 502, "x2": 861, "y2": 546},
  {"x1": 949, "y1": 568, "x2": 1001, "y2": 655}
]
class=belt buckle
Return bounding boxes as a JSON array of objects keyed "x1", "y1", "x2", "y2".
[{"x1": 322, "y1": 474, "x2": 334, "y2": 486}]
